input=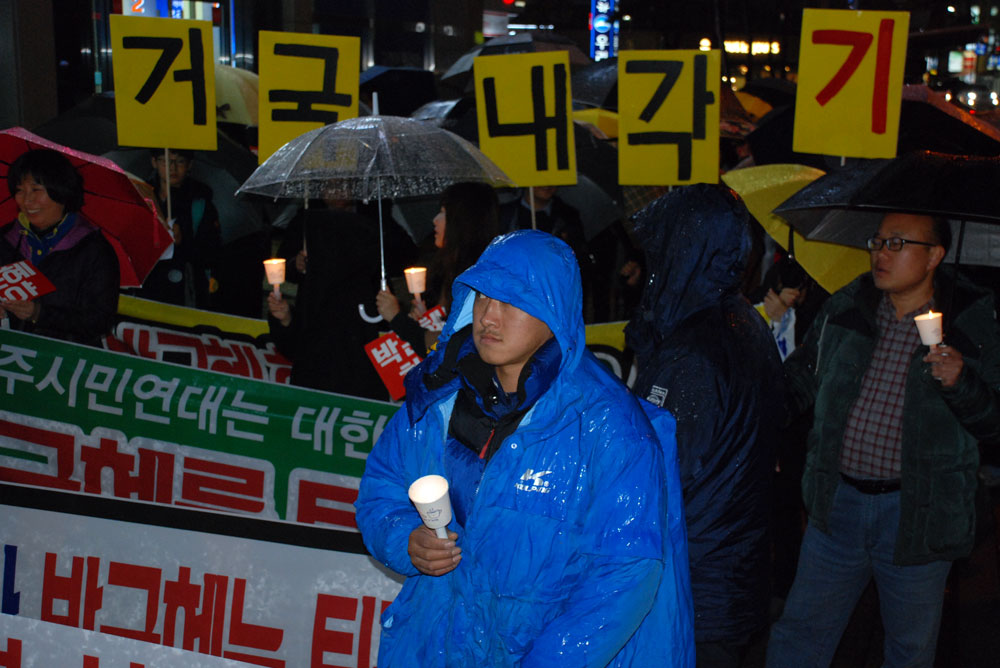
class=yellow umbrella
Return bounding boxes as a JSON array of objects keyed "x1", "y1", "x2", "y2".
[
  {"x1": 722, "y1": 164, "x2": 870, "y2": 294},
  {"x1": 215, "y1": 64, "x2": 259, "y2": 126},
  {"x1": 572, "y1": 108, "x2": 619, "y2": 139},
  {"x1": 734, "y1": 91, "x2": 773, "y2": 122}
]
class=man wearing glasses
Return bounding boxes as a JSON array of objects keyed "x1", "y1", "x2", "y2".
[{"x1": 767, "y1": 212, "x2": 1000, "y2": 667}]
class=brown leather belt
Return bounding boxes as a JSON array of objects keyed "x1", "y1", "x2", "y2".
[{"x1": 840, "y1": 473, "x2": 901, "y2": 495}]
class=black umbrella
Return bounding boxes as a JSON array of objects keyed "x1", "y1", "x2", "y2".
[
  {"x1": 774, "y1": 151, "x2": 1000, "y2": 268},
  {"x1": 739, "y1": 78, "x2": 797, "y2": 108},
  {"x1": 410, "y1": 97, "x2": 480, "y2": 144},
  {"x1": 571, "y1": 57, "x2": 618, "y2": 111},
  {"x1": 748, "y1": 85, "x2": 1000, "y2": 169},
  {"x1": 440, "y1": 31, "x2": 590, "y2": 94},
  {"x1": 360, "y1": 65, "x2": 437, "y2": 117}
]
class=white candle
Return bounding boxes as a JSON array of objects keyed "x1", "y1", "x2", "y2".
[
  {"x1": 408, "y1": 474, "x2": 452, "y2": 539},
  {"x1": 263, "y1": 258, "x2": 286, "y2": 296},
  {"x1": 404, "y1": 266, "x2": 427, "y2": 297},
  {"x1": 914, "y1": 310, "x2": 943, "y2": 346}
]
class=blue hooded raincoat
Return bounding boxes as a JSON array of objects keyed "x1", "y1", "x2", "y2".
[
  {"x1": 356, "y1": 231, "x2": 694, "y2": 667},
  {"x1": 626, "y1": 185, "x2": 784, "y2": 645}
]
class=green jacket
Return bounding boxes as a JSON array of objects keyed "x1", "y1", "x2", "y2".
[{"x1": 785, "y1": 272, "x2": 1000, "y2": 565}]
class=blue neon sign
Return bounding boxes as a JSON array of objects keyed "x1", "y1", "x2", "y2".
[{"x1": 590, "y1": 0, "x2": 618, "y2": 61}]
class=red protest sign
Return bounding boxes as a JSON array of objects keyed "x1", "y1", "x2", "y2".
[
  {"x1": 0, "y1": 261, "x2": 56, "y2": 301},
  {"x1": 418, "y1": 305, "x2": 447, "y2": 332},
  {"x1": 365, "y1": 332, "x2": 422, "y2": 401}
]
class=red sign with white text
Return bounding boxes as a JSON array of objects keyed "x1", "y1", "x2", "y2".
[
  {"x1": 364, "y1": 332, "x2": 422, "y2": 400},
  {"x1": 0, "y1": 261, "x2": 55, "y2": 302},
  {"x1": 418, "y1": 305, "x2": 447, "y2": 332}
]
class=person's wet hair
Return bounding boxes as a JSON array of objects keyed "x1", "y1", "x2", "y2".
[{"x1": 7, "y1": 149, "x2": 85, "y2": 212}]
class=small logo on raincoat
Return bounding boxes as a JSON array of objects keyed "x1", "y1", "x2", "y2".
[{"x1": 517, "y1": 469, "x2": 554, "y2": 493}]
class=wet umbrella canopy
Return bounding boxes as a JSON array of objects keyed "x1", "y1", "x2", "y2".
[
  {"x1": 722, "y1": 164, "x2": 869, "y2": 294},
  {"x1": 441, "y1": 31, "x2": 590, "y2": 91},
  {"x1": 237, "y1": 115, "x2": 514, "y2": 201},
  {"x1": 775, "y1": 151, "x2": 1000, "y2": 267},
  {"x1": 238, "y1": 115, "x2": 514, "y2": 288},
  {"x1": 748, "y1": 85, "x2": 1000, "y2": 169},
  {"x1": 0, "y1": 127, "x2": 171, "y2": 287},
  {"x1": 571, "y1": 57, "x2": 618, "y2": 111}
]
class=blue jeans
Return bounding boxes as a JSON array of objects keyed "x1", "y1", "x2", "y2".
[{"x1": 766, "y1": 482, "x2": 953, "y2": 668}]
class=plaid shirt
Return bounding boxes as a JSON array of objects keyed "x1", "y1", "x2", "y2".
[{"x1": 840, "y1": 295, "x2": 932, "y2": 479}]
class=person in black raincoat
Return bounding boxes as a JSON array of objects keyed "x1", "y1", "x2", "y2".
[{"x1": 626, "y1": 184, "x2": 784, "y2": 667}]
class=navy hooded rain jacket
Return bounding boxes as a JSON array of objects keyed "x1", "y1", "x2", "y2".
[{"x1": 627, "y1": 184, "x2": 784, "y2": 645}]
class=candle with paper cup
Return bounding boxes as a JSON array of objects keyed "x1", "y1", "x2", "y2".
[
  {"x1": 404, "y1": 266, "x2": 428, "y2": 305},
  {"x1": 405, "y1": 266, "x2": 428, "y2": 314},
  {"x1": 263, "y1": 258, "x2": 286, "y2": 297},
  {"x1": 914, "y1": 310, "x2": 943, "y2": 346},
  {"x1": 408, "y1": 474, "x2": 452, "y2": 539}
]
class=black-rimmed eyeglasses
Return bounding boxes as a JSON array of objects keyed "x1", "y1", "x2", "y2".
[{"x1": 866, "y1": 236, "x2": 937, "y2": 252}]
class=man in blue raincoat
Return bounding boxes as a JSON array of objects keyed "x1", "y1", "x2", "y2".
[
  {"x1": 355, "y1": 230, "x2": 694, "y2": 667},
  {"x1": 627, "y1": 185, "x2": 784, "y2": 667}
]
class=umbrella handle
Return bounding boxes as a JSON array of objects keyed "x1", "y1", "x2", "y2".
[{"x1": 358, "y1": 303, "x2": 384, "y2": 323}]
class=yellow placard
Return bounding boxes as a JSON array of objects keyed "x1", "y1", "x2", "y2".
[
  {"x1": 258, "y1": 31, "x2": 360, "y2": 162},
  {"x1": 794, "y1": 9, "x2": 909, "y2": 158},
  {"x1": 109, "y1": 15, "x2": 217, "y2": 150},
  {"x1": 618, "y1": 50, "x2": 721, "y2": 185},
  {"x1": 474, "y1": 52, "x2": 577, "y2": 187}
]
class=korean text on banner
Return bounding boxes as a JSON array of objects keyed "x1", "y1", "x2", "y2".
[
  {"x1": 0, "y1": 328, "x2": 398, "y2": 522},
  {"x1": 258, "y1": 31, "x2": 360, "y2": 163},
  {"x1": 474, "y1": 51, "x2": 578, "y2": 187},
  {"x1": 2, "y1": 492, "x2": 402, "y2": 667},
  {"x1": 794, "y1": 9, "x2": 910, "y2": 159},
  {"x1": 618, "y1": 49, "x2": 721, "y2": 185},
  {"x1": 109, "y1": 15, "x2": 217, "y2": 150},
  {"x1": 0, "y1": 261, "x2": 56, "y2": 302}
]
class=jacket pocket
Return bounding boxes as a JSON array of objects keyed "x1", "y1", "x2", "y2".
[{"x1": 922, "y1": 461, "x2": 976, "y2": 554}]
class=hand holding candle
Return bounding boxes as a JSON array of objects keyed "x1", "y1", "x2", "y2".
[
  {"x1": 408, "y1": 474, "x2": 452, "y2": 539},
  {"x1": 263, "y1": 258, "x2": 286, "y2": 297},
  {"x1": 914, "y1": 310, "x2": 943, "y2": 346}
]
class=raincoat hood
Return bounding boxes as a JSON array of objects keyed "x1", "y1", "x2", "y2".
[
  {"x1": 627, "y1": 184, "x2": 752, "y2": 352},
  {"x1": 438, "y1": 229, "x2": 584, "y2": 375}
]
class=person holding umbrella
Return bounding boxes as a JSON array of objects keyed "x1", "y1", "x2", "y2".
[
  {"x1": 767, "y1": 212, "x2": 1000, "y2": 667},
  {"x1": 0, "y1": 149, "x2": 119, "y2": 346}
]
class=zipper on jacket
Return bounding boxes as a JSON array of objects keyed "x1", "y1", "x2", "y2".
[{"x1": 479, "y1": 427, "x2": 496, "y2": 460}]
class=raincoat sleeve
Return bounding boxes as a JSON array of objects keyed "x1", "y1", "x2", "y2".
[
  {"x1": 355, "y1": 408, "x2": 424, "y2": 578},
  {"x1": 520, "y1": 418, "x2": 667, "y2": 668}
]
